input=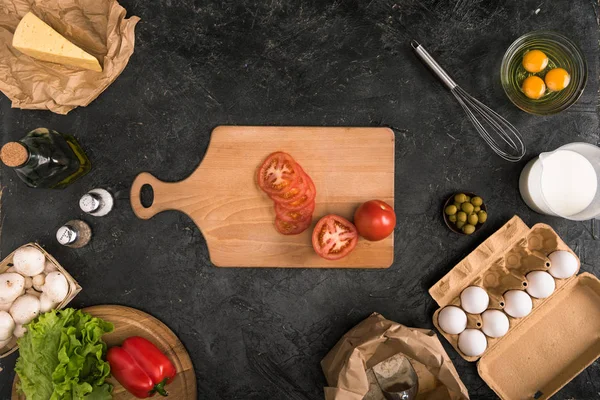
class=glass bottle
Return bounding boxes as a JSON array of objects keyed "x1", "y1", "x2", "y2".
[{"x1": 0, "y1": 128, "x2": 91, "y2": 189}]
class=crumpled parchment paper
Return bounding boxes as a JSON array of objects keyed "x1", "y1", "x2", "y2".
[
  {"x1": 321, "y1": 313, "x2": 470, "y2": 400},
  {"x1": 0, "y1": 0, "x2": 140, "y2": 114}
]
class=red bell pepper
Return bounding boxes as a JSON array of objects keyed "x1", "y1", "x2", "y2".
[{"x1": 107, "y1": 336, "x2": 177, "y2": 398}]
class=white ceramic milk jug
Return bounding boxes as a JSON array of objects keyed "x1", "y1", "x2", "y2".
[{"x1": 519, "y1": 143, "x2": 600, "y2": 221}]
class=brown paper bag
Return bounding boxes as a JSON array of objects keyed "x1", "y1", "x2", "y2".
[
  {"x1": 0, "y1": 0, "x2": 140, "y2": 114},
  {"x1": 321, "y1": 313, "x2": 469, "y2": 400}
]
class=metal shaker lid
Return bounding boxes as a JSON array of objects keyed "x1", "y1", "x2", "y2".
[
  {"x1": 79, "y1": 193, "x2": 101, "y2": 213},
  {"x1": 56, "y1": 225, "x2": 77, "y2": 245}
]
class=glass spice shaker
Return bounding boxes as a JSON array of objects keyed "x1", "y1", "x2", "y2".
[{"x1": 56, "y1": 220, "x2": 92, "y2": 248}]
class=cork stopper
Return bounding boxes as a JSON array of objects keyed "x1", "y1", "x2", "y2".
[{"x1": 1, "y1": 142, "x2": 28, "y2": 167}]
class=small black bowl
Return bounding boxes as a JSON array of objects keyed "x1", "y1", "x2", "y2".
[{"x1": 443, "y1": 192, "x2": 488, "y2": 235}]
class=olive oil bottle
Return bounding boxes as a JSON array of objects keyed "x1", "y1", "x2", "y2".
[{"x1": 0, "y1": 128, "x2": 91, "y2": 189}]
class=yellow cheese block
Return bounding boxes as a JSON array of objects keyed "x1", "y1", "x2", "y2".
[{"x1": 12, "y1": 12, "x2": 102, "y2": 72}]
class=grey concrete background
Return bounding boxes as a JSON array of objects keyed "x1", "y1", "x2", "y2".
[{"x1": 1, "y1": 0, "x2": 599, "y2": 398}]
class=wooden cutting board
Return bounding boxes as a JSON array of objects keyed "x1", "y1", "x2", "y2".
[
  {"x1": 130, "y1": 126, "x2": 395, "y2": 268},
  {"x1": 12, "y1": 305, "x2": 196, "y2": 400}
]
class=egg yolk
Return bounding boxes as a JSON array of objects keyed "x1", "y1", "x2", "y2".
[
  {"x1": 522, "y1": 76, "x2": 546, "y2": 99},
  {"x1": 522, "y1": 50, "x2": 548, "y2": 73},
  {"x1": 545, "y1": 68, "x2": 570, "y2": 91}
]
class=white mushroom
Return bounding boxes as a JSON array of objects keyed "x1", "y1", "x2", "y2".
[
  {"x1": 24, "y1": 276, "x2": 33, "y2": 289},
  {"x1": 42, "y1": 272, "x2": 69, "y2": 303},
  {"x1": 25, "y1": 288, "x2": 41, "y2": 298},
  {"x1": 13, "y1": 246, "x2": 45, "y2": 276},
  {"x1": 32, "y1": 274, "x2": 45, "y2": 291},
  {"x1": 13, "y1": 324, "x2": 27, "y2": 338},
  {"x1": 0, "y1": 311, "x2": 15, "y2": 341},
  {"x1": 0, "y1": 273, "x2": 25, "y2": 304},
  {"x1": 0, "y1": 302, "x2": 12, "y2": 312},
  {"x1": 10, "y1": 295, "x2": 40, "y2": 325},
  {"x1": 0, "y1": 335, "x2": 12, "y2": 348},
  {"x1": 44, "y1": 261, "x2": 58, "y2": 274},
  {"x1": 39, "y1": 292, "x2": 58, "y2": 313}
]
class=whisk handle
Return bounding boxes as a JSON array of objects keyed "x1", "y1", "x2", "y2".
[{"x1": 411, "y1": 40, "x2": 457, "y2": 90}]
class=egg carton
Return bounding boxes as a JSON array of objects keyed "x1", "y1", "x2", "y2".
[
  {"x1": 0, "y1": 243, "x2": 81, "y2": 358},
  {"x1": 430, "y1": 216, "x2": 600, "y2": 400},
  {"x1": 431, "y1": 218, "x2": 577, "y2": 361}
]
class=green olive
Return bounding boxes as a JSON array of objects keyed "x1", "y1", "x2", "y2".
[
  {"x1": 454, "y1": 202, "x2": 462, "y2": 209},
  {"x1": 465, "y1": 195, "x2": 471, "y2": 202},
  {"x1": 461, "y1": 202, "x2": 474, "y2": 214},
  {"x1": 468, "y1": 214, "x2": 479, "y2": 225},
  {"x1": 448, "y1": 215, "x2": 457, "y2": 223},
  {"x1": 454, "y1": 193, "x2": 467, "y2": 203},
  {"x1": 474, "y1": 206, "x2": 481, "y2": 213},
  {"x1": 455, "y1": 220, "x2": 466, "y2": 229},
  {"x1": 445, "y1": 205, "x2": 457, "y2": 215},
  {"x1": 462, "y1": 224, "x2": 476, "y2": 235},
  {"x1": 478, "y1": 210, "x2": 488, "y2": 223},
  {"x1": 457, "y1": 211, "x2": 467, "y2": 222},
  {"x1": 471, "y1": 196, "x2": 483, "y2": 207}
]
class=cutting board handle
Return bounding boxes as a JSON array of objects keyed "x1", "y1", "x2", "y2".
[{"x1": 130, "y1": 172, "x2": 178, "y2": 220}]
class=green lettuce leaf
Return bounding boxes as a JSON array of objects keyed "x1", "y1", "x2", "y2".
[{"x1": 15, "y1": 308, "x2": 114, "y2": 400}]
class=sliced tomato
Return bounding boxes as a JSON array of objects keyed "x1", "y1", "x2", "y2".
[
  {"x1": 274, "y1": 216, "x2": 312, "y2": 235},
  {"x1": 269, "y1": 170, "x2": 309, "y2": 203},
  {"x1": 276, "y1": 175, "x2": 316, "y2": 211},
  {"x1": 312, "y1": 215, "x2": 358, "y2": 260},
  {"x1": 257, "y1": 152, "x2": 303, "y2": 195},
  {"x1": 275, "y1": 199, "x2": 315, "y2": 222}
]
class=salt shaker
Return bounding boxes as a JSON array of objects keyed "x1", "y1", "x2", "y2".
[
  {"x1": 56, "y1": 220, "x2": 92, "y2": 248},
  {"x1": 79, "y1": 188, "x2": 114, "y2": 216}
]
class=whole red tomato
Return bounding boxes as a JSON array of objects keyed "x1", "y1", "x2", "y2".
[{"x1": 353, "y1": 200, "x2": 396, "y2": 241}]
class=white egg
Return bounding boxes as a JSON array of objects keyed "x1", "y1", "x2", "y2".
[
  {"x1": 437, "y1": 306, "x2": 467, "y2": 335},
  {"x1": 481, "y1": 310, "x2": 510, "y2": 338},
  {"x1": 526, "y1": 271, "x2": 556, "y2": 298},
  {"x1": 458, "y1": 329, "x2": 487, "y2": 357},
  {"x1": 503, "y1": 290, "x2": 533, "y2": 318},
  {"x1": 460, "y1": 286, "x2": 489, "y2": 314},
  {"x1": 548, "y1": 251, "x2": 578, "y2": 279}
]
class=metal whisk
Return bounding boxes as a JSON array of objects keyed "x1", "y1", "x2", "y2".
[{"x1": 411, "y1": 40, "x2": 526, "y2": 162}]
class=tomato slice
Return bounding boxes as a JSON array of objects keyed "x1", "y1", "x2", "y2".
[
  {"x1": 312, "y1": 215, "x2": 358, "y2": 260},
  {"x1": 269, "y1": 170, "x2": 309, "y2": 204},
  {"x1": 275, "y1": 175, "x2": 316, "y2": 211},
  {"x1": 274, "y1": 216, "x2": 312, "y2": 235},
  {"x1": 275, "y1": 199, "x2": 315, "y2": 222},
  {"x1": 257, "y1": 152, "x2": 303, "y2": 195}
]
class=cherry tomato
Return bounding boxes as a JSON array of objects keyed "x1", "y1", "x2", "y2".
[
  {"x1": 274, "y1": 216, "x2": 312, "y2": 235},
  {"x1": 353, "y1": 200, "x2": 396, "y2": 241},
  {"x1": 275, "y1": 200, "x2": 315, "y2": 222},
  {"x1": 257, "y1": 152, "x2": 303, "y2": 195},
  {"x1": 312, "y1": 215, "x2": 358, "y2": 260}
]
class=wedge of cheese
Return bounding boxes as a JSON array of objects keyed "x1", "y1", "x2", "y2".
[{"x1": 12, "y1": 12, "x2": 102, "y2": 72}]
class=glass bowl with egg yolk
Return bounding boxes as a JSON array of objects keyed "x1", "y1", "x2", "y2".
[{"x1": 501, "y1": 31, "x2": 587, "y2": 115}]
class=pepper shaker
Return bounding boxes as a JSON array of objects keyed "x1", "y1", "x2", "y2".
[
  {"x1": 56, "y1": 220, "x2": 92, "y2": 248},
  {"x1": 79, "y1": 188, "x2": 114, "y2": 216}
]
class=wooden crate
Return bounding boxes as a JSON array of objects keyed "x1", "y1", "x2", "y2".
[{"x1": 0, "y1": 243, "x2": 81, "y2": 358}]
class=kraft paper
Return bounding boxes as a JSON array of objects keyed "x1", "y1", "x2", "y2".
[
  {"x1": 0, "y1": 0, "x2": 139, "y2": 114},
  {"x1": 321, "y1": 313, "x2": 469, "y2": 400}
]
